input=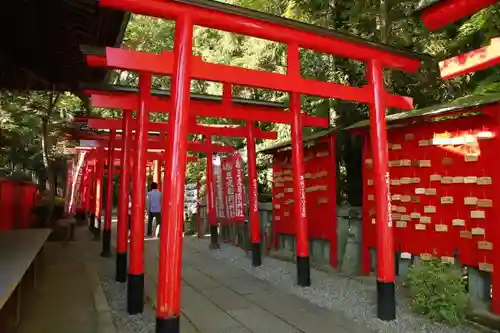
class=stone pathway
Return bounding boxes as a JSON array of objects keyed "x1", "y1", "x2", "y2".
[
  {"x1": 141, "y1": 235, "x2": 374, "y2": 333},
  {"x1": 17, "y1": 238, "x2": 104, "y2": 333}
]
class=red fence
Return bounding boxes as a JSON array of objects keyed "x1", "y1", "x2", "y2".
[
  {"x1": 0, "y1": 179, "x2": 39, "y2": 230},
  {"x1": 361, "y1": 111, "x2": 500, "y2": 313},
  {"x1": 271, "y1": 136, "x2": 337, "y2": 267}
]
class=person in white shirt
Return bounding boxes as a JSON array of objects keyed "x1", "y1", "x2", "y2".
[{"x1": 146, "y1": 182, "x2": 162, "y2": 237}]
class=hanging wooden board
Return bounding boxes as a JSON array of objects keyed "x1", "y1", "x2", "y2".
[
  {"x1": 420, "y1": 253, "x2": 432, "y2": 260},
  {"x1": 397, "y1": 206, "x2": 407, "y2": 213},
  {"x1": 416, "y1": 160, "x2": 431, "y2": 168},
  {"x1": 479, "y1": 263, "x2": 493, "y2": 273},
  {"x1": 452, "y1": 219, "x2": 465, "y2": 227},
  {"x1": 435, "y1": 224, "x2": 448, "y2": 232},
  {"x1": 440, "y1": 196, "x2": 454, "y2": 204},
  {"x1": 390, "y1": 144, "x2": 402, "y2": 151},
  {"x1": 412, "y1": 177, "x2": 421, "y2": 184},
  {"x1": 441, "y1": 177, "x2": 453, "y2": 184},
  {"x1": 471, "y1": 227, "x2": 485, "y2": 236},
  {"x1": 411, "y1": 196, "x2": 421, "y2": 204},
  {"x1": 477, "y1": 199, "x2": 493, "y2": 208},
  {"x1": 392, "y1": 194, "x2": 401, "y2": 201},
  {"x1": 420, "y1": 216, "x2": 432, "y2": 224},
  {"x1": 401, "y1": 159, "x2": 412, "y2": 167},
  {"x1": 410, "y1": 212, "x2": 421, "y2": 219},
  {"x1": 401, "y1": 195, "x2": 411, "y2": 203},
  {"x1": 477, "y1": 177, "x2": 492, "y2": 185},
  {"x1": 368, "y1": 194, "x2": 374, "y2": 201},
  {"x1": 425, "y1": 188, "x2": 437, "y2": 196},
  {"x1": 460, "y1": 230, "x2": 472, "y2": 239},
  {"x1": 464, "y1": 176, "x2": 478, "y2": 184},
  {"x1": 396, "y1": 221, "x2": 407, "y2": 228},
  {"x1": 452, "y1": 177, "x2": 465, "y2": 184},
  {"x1": 405, "y1": 133, "x2": 415, "y2": 141},
  {"x1": 401, "y1": 215, "x2": 411, "y2": 221},
  {"x1": 391, "y1": 179, "x2": 400, "y2": 186},
  {"x1": 464, "y1": 154, "x2": 479, "y2": 162},
  {"x1": 415, "y1": 224, "x2": 427, "y2": 230},
  {"x1": 478, "y1": 241, "x2": 493, "y2": 251},
  {"x1": 419, "y1": 140, "x2": 431, "y2": 147},
  {"x1": 430, "y1": 174, "x2": 442, "y2": 182},
  {"x1": 400, "y1": 177, "x2": 412, "y2": 185},
  {"x1": 415, "y1": 188, "x2": 426, "y2": 195},
  {"x1": 441, "y1": 256, "x2": 455, "y2": 264},
  {"x1": 424, "y1": 206, "x2": 436, "y2": 213},
  {"x1": 464, "y1": 197, "x2": 478, "y2": 206},
  {"x1": 442, "y1": 157, "x2": 453, "y2": 166},
  {"x1": 471, "y1": 210, "x2": 485, "y2": 219}
]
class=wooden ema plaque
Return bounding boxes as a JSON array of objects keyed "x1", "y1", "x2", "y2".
[
  {"x1": 424, "y1": 206, "x2": 436, "y2": 213},
  {"x1": 477, "y1": 177, "x2": 492, "y2": 185},
  {"x1": 478, "y1": 241, "x2": 493, "y2": 251},
  {"x1": 452, "y1": 219, "x2": 465, "y2": 227},
  {"x1": 477, "y1": 199, "x2": 493, "y2": 208},
  {"x1": 479, "y1": 263, "x2": 493, "y2": 273}
]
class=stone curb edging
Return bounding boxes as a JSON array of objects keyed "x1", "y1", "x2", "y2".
[{"x1": 85, "y1": 261, "x2": 117, "y2": 333}]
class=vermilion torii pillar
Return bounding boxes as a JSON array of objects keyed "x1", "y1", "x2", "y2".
[
  {"x1": 205, "y1": 137, "x2": 218, "y2": 249},
  {"x1": 246, "y1": 120, "x2": 261, "y2": 266},
  {"x1": 156, "y1": 15, "x2": 193, "y2": 331},
  {"x1": 368, "y1": 59, "x2": 395, "y2": 320},
  {"x1": 101, "y1": 130, "x2": 116, "y2": 258},
  {"x1": 128, "y1": 72, "x2": 151, "y2": 315},
  {"x1": 116, "y1": 110, "x2": 133, "y2": 283},
  {"x1": 288, "y1": 43, "x2": 310, "y2": 286},
  {"x1": 93, "y1": 147, "x2": 105, "y2": 241}
]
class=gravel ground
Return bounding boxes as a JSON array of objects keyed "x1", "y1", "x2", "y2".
[
  {"x1": 187, "y1": 237, "x2": 485, "y2": 333},
  {"x1": 96, "y1": 259, "x2": 155, "y2": 333}
]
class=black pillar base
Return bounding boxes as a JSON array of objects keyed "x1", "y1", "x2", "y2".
[
  {"x1": 251, "y1": 242, "x2": 262, "y2": 267},
  {"x1": 93, "y1": 217, "x2": 102, "y2": 241},
  {"x1": 209, "y1": 225, "x2": 220, "y2": 249},
  {"x1": 376, "y1": 281, "x2": 396, "y2": 321},
  {"x1": 89, "y1": 213, "x2": 96, "y2": 231},
  {"x1": 101, "y1": 229, "x2": 112, "y2": 258},
  {"x1": 116, "y1": 252, "x2": 127, "y2": 283},
  {"x1": 156, "y1": 316, "x2": 180, "y2": 333},
  {"x1": 127, "y1": 273, "x2": 144, "y2": 314},
  {"x1": 296, "y1": 256, "x2": 311, "y2": 287}
]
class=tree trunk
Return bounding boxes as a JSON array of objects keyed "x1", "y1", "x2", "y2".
[{"x1": 40, "y1": 90, "x2": 60, "y2": 227}]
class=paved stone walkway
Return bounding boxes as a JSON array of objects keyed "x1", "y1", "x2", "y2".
[
  {"x1": 17, "y1": 240, "x2": 99, "y2": 333},
  {"x1": 140, "y1": 234, "x2": 374, "y2": 333}
]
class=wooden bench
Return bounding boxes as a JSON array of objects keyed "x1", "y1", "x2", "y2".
[{"x1": 0, "y1": 229, "x2": 51, "y2": 332}]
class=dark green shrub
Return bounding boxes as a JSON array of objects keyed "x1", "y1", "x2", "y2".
[
  {"x1": 32, "y1": 196, "x2": 66, "y2": 227},
  {"x1": 407, "y1": 259, "x2": 468, "y2": 326}
]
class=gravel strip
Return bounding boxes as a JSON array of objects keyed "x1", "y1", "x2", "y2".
[
  {"x1": 95, "y1": 259, "x2": 155, "y2": 333},
  {"x1": 187, "y1": 237, "x2": 483, "y2": 333}
]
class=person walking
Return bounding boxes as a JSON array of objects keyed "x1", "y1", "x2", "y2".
[{"x1": 146, "y1": 182, "x2": 162, "y2": 237}]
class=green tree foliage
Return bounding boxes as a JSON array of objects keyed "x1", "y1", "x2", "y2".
[{"x1": 0, "y1": 90, "x2": 80, "y2": 224}]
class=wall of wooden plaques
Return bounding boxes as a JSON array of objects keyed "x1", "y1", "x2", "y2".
[
  {"x1": 271, "y1": 138, "x2": 337, "y2": 262},
  {"x1": 361, "y1": 114, "x2": 499, "y2": 275}
]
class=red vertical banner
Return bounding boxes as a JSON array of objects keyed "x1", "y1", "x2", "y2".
[
  {"x1": 233, "y1": 153, "x2": 246, "y2": 222},
  {"x1": 65, "y1": 158, "x2": 74, "y2": 215},
  {"x1": 221, "y1": 156, "x2": 235, "y2": 221},
  {"x1": 214, "y1": 155, "x2": 226, "y2": 221}
]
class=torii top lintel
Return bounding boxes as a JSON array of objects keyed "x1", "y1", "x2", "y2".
[
  {"x1": 419, "y1": 0, "x2": 498, "y2": 31},
  {"x1": 99, "y1": 0, "x2": 423, "y2": 72},
  {"x1": 82, "y1": 48, "x2": 414, "y2": 111},
  {"x1": 83, "y1": 117, "x2": 278, "y2": 140},
  {"x1": 82, "y1": 86, "x2": 329, "y2": 127}
]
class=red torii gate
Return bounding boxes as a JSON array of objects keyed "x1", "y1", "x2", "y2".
[
  {"x1": 76, "y1": 131, "x2": 236, "y2": 250},
  {"x1": 81, "y1": 117, "x2": 277, "y2": 270},
  {"x1": 419, "y1": 0, "x2": 498, "y2": 31},
  {"x1": 88, "y1": 0, "x2": 422, "y2": 330},
  {"x1": 83, "y1": 115, "x2": 278, "y2": 265}
]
